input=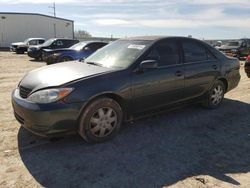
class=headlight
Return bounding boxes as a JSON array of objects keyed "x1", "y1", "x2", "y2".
[
  {"x1": 27, "y1": 88, "x2": 74, "y2": 104},
  {"x1": 53, "y1": 53, "x2": 61, "y2": 56}
]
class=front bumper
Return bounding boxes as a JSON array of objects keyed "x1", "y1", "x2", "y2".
[
  {"x1": 43, "y1": 54, "x2": 59, "y2": 64},
  {"x1": 12, "y1": 88, "x2": 85, "y2": 137},
  {"x1": 27, "y1": 49, "x2": 41, "y2": 59},
  {"x1": 10, "y1": 46, "x2": 17, "y2": 52}
]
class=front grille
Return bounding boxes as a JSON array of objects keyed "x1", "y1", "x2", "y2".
[{"x1": 19, "y1": 86, "x2": 32, "y2": 99}]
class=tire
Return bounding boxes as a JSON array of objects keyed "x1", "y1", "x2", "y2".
[
  {"x1": 16, "y1": 49, "x2": 24, "y2": 54},
  {"x1": 78, "y1": 97, "x2": 123, "y2": 143},
  {"x1": 202, "y1": 80, "x2": 225, "y2": 109}
]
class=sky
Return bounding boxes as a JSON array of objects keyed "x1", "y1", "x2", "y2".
[{"x1": 0, "y1": 0, "x2": 250, "y2": 39}]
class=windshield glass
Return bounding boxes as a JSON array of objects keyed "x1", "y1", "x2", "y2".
[
  {"x1": 23, "y1": 39, "x2": 29, "y2": 44},
  {"x1": 42, "y1": 39, "x2": 55, "y2": 46},
  {"x1": 69, "y1": 42, "x2": 87, "y2": 51},
  {"x1": 84, "y1": 40, "x2": 152, "y2": 68},
  {"x1": 226, "y1": 41, "x2": 240, "y2": 46}
]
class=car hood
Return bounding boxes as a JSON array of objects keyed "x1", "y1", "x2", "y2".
[
  {"x1": 12, "y1": 42, "x2": 25, "y2": 46},
  {"x1": 219, "y1": 45, "x2": 239, "y2": 50},
  {"x1": 20, "y1": 61, "x2": 115, "y2": 92}
]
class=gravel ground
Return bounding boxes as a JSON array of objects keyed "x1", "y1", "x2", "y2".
[{"x1": 0, "y1": 51, "x2": 250, "y2": 188}]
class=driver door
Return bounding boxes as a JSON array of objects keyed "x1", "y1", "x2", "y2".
[{"x1": 131, "y1": 39, "x2": 185, "y2": 114}]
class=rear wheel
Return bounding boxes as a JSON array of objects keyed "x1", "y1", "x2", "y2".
[
  {"x1": 202, "y1": 80, "x2": 225, "y2": 109},
  {"x1": 78, "y1": 97, "x2": 123, "y2": 143}
]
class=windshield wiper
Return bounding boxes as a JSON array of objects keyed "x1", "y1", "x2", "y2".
[{"x1": 86, "y1": 61, "x2": 103, "y2": 67}]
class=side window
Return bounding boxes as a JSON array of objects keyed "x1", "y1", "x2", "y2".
[
  {"x1": 145, "y1": 40, "x2": 180, "y2": 66},
  {"x1": 87, "y1": 43, "x2": 107, "y2": 51},
  {"x1": 182, "y1": 40, "x2": 207, "y2": 63},
  {"x1": 38, "y1": 40, "x2": 44, "y2": 44},
  {"x1": 28, "y1": 40, "x2": 37, "y2": 45},
  {"x1": 207, "y1": 50, "x2": 216, "y2": 60},
  {"x1": 56, "y1": 40, "x2": 64, "y2": 46}
]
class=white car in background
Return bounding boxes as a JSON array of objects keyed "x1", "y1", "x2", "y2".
[{"x1": 10, "y1": 38, "x2": 45, "y2": 54}]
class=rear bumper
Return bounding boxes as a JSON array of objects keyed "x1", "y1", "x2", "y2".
[
  {"x1": 12, "y1": 88, "x2": 85, "y2": 137},
  {"x1": 227, "y1": 70, "x2": 241, "y2": 92}
]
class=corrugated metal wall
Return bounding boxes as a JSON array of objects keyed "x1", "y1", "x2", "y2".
[{"x1": 0, "y1": 13, "x2": 74, "y2": 47}]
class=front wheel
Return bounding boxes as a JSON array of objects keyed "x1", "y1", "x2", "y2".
[
  {"x1": 78, "y1": 97, "x2": 123, "y2": 143},
  {"x1": 202, "y1": 80, "x2": 225, "y2": 109}
]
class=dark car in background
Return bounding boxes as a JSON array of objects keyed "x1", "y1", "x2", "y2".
[
  {"x1": 12, "y1": 36, "x2": 240, "y2": 143},
  {"x1": 10, "y1": 38, "x2": 45, "y2": 54},
  {"x1": 244, "y1": 55, "x2": 250, "y2": 77},
  {"x1": 218, "y1": 38, "x2": 250, "y2": 59},
  {"x1": 27, "y1": 38, "x2": 79, "y2": 60},
  {"x1": 42, "y1": 41, "x2": 108, "y2": 65}
]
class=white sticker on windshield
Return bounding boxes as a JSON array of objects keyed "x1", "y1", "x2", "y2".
[{"x1": 128, "y1": 44, "x2": 146, "y2": 50}]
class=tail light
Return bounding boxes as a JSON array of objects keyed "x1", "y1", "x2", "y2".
[{"x1": 246, "y1": 55, "x2": 250, "y2": 62}]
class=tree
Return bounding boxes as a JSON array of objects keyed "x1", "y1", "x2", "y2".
[{"x1": 74, "y1": 30, "x2": 92, "y2": 39}]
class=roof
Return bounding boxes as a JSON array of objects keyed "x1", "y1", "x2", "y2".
[
  {"x1": 27, "y1": 38, "x2": 45, "y2": 40},
  {"x1": 0, "y1": 12, "x2": 73, "y2": 22},
  {"x1": 122, "y1": 36, "x2": 191, "y2": 41}
]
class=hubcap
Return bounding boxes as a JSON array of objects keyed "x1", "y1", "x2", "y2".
[
  {"x1": 211, "y1": 85, "x2": 223, "y2": 105},
  {"x1": 89, "y1": 107, "x2": 118, "y2": 137}
]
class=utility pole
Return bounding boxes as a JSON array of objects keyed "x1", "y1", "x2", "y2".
[
  {"x1": 49, "y1": 3, "x2": 56, "y2": 37},
  {"x1": 49, "y1": 2, "x2": 56, "y2": 17}
]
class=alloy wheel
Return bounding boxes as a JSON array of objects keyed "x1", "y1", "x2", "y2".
[{"x1": 211, "y1": 85, "x2": 223, "y2": 105}]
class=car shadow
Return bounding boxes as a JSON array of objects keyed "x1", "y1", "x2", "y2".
[
  {"x1": 18, "y1": 98, "x2": 250, "y2": 187},
  {"x1": 29, "y1": 59, "x2": 45, "y2": 63}
]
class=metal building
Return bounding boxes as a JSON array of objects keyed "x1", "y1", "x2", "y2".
[{"x1": 0, "y1": 12, "x2": 74, "y2": 48}]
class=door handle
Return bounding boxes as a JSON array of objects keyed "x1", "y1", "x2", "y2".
[
  {"x1": 175, "y1": 70, "x2": 183, "y2": 77},
  {"x1": 212, "y1": 64, "x2": 218, "y2": 70}
]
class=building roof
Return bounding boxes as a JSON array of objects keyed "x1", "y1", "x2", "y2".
[{"x1": 0, "y1": 12, "x2": 73, "y2": 22}]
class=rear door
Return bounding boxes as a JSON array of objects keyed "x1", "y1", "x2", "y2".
[
  {"x1": 181, "y1": 39, "x2": 220, "y2": 99},
  {"x1": 131, "y1": 39, "x2": 185, "y2": 113}
]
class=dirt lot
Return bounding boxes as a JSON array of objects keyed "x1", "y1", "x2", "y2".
[{"x1": 0, "y1": 51, "x2": 250, "y2": 188}]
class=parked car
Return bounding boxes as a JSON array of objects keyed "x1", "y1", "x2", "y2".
[
  {"x1": 12, "y1": 36, "x2": 240, "y2": 143},
  {"x1": 10, "y1": 38, "x2": 45, "y2": 54},
  {"x1": 42, "y1": 41, "x2": 108, "y2": 65},
  {"x1": 27, "y1": 38, "x2": 79, "y2": 60},
  {"x1": 244, "y1": 55, "x2": 250, "y2": 77},
  {"x1": 218, "y1": 38, "x2": 250, "y2": 59}
]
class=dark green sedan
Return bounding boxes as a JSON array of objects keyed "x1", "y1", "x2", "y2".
[{"x1": 12, "y1": 36, "x2": 240, "y2": 143}]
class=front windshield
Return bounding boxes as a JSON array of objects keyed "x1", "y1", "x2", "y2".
[
  {"x1": 23, "y1": 39, "x2": 29, "y2": 44},
  {"x1": 84, "y1": 40, "x2": 152, "y2": 68},
  {"x1": 69, "y1": 42, "x2": 87, "y2": 51},
  {"x1": 42, "y1": 39, "x2": 55, "y2": 46},
  {"x1": 226, "y1": 41, "x2": 240, "y2": 46}
]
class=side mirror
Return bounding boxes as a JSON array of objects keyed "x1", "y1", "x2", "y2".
[{"x1": 140, "y1": 60, "x2": 158, "y2": 69}]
